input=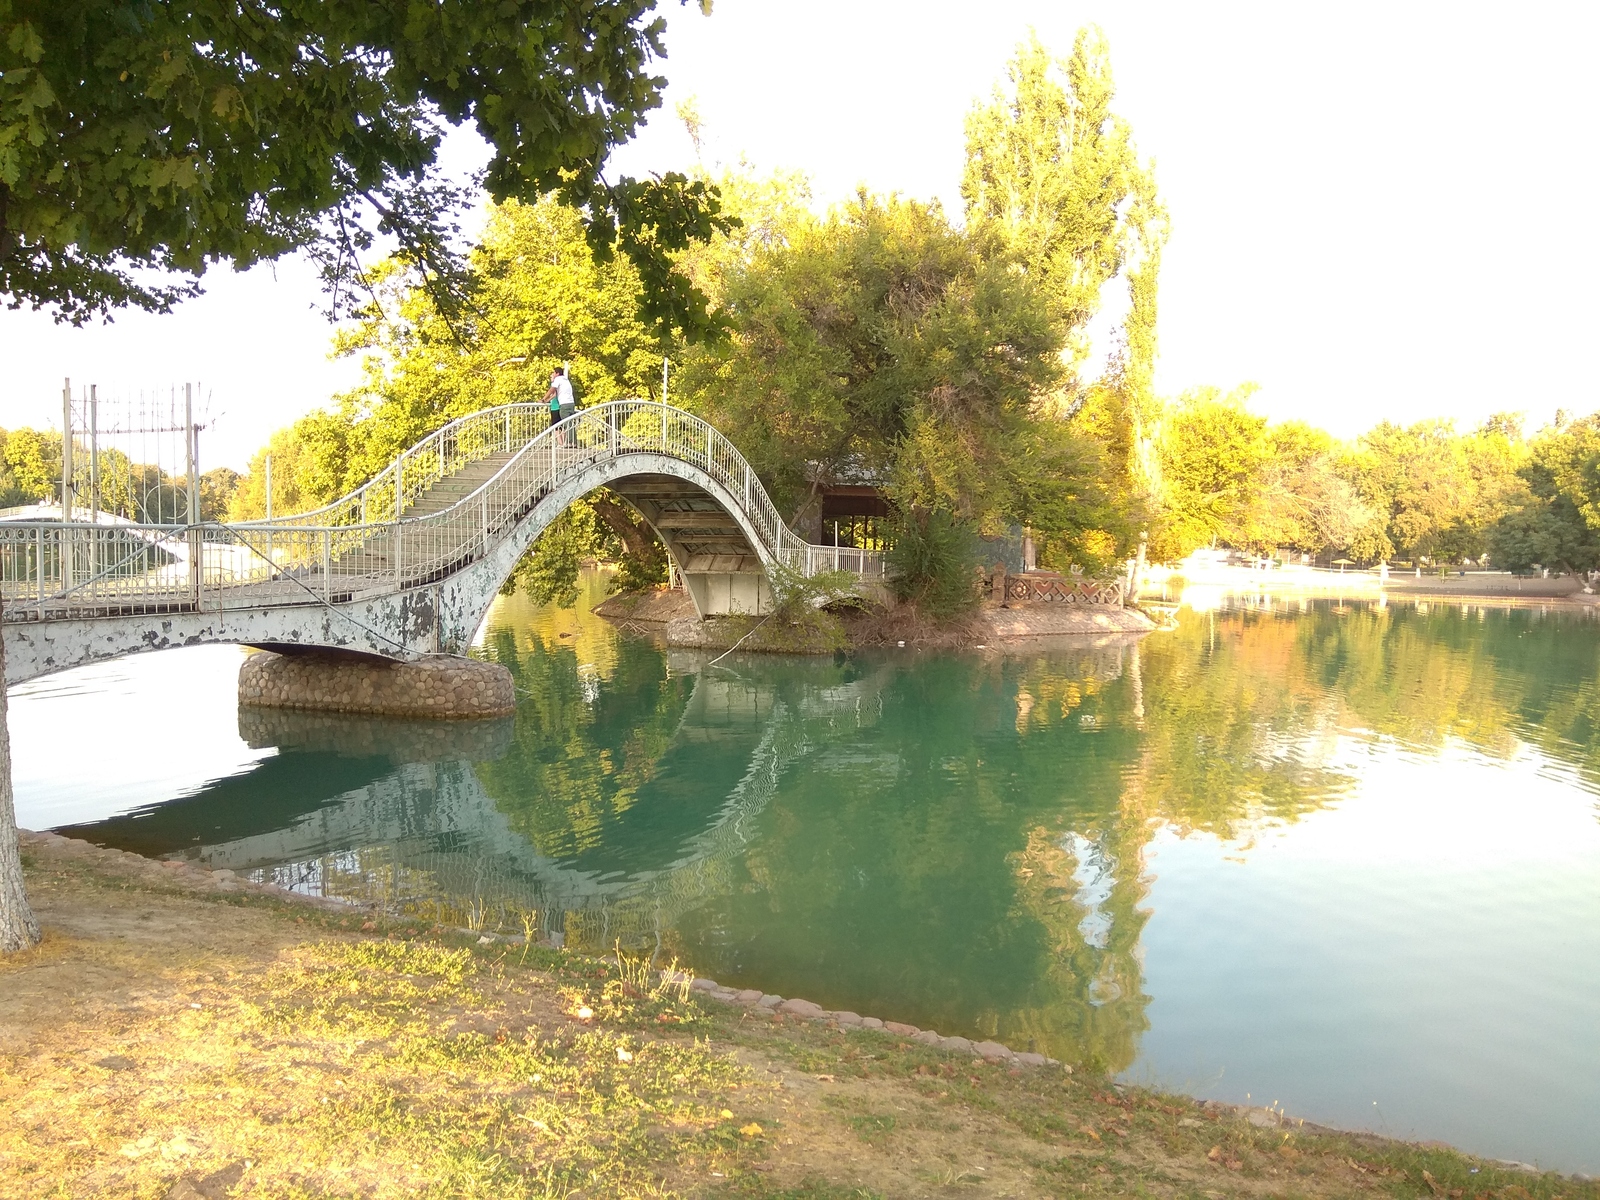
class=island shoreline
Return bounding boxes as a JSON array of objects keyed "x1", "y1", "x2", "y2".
[{"x1": 591, "y1": 586, "x2": 1158, "y2": 654}]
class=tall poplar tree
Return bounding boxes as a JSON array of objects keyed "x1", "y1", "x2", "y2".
[
  {"x1": 0, "y1": 0, "x2": 725, "y2": 954},
  {"x1": 962, "y1": 28, "x2": 1167, "y2": 514}
]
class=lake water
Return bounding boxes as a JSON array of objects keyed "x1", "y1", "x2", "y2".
[{"x1": 11, "y1": 577, "x2": 1600, "y2": 1173}]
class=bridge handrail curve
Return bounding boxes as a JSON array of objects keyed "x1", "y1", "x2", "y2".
[
  {"x1": 317, "y1": 400, "x2": 868, "y2": 582},
  {"x1": 237, "y1": 400, "x2": 836, "y2": 568},
  {"x1": 232, "y1": 402, "x2": 553, "y2": 531},
  {"x1": 1, "y1": 401, "x2": 883, "y2": 618}
]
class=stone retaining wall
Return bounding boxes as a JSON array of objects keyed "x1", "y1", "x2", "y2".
[
  {"x1": 976, "y1": 602, "x2": 1155, "y2": 637},
  {"x1": 239, "y1": 650, "x2": 515, "y2": 720}
]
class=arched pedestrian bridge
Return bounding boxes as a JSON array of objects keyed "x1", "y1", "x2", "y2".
[{"x1": 1, "y1": 402, "x2": 884, "y2": 685}]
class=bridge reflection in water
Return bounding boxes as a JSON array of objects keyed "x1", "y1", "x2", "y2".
[
  {"x1": 61, "y1": 659, "x2": 828, "y2": 947},
  {"x1": 60, "y1": 583, "x2": 1158, "y2": 1073}
]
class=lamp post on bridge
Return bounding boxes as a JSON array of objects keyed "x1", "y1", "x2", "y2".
[
  {"x1": 186, "y1": 384, "x2": 201, "y2": 603},
  {"x1": 60, "y1": 378, "x2": 74, "y2": 520},
  {"x1": 60, "y1": 378, "x2": 75, "y2": 593},
  {"x1": 89, "y1": 385, "x2": 100, "y2": 523}
]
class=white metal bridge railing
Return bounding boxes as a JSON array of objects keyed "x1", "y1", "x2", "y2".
[{"x1": 0, "y1": 401, "x2": 885, "y2": 621}]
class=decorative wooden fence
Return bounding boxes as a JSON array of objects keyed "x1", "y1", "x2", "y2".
[{"x1": 985, "y1": 567, "x2": 1125, "y2": 607}]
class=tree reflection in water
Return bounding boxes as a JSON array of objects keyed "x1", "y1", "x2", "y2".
[{"x1": 58, "y1": 586, "x2": 1600, "y2": 1072}]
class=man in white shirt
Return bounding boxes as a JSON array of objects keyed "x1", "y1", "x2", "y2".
[{"x1": 544, "y1": 366, "x2": 575, "y2": 442}]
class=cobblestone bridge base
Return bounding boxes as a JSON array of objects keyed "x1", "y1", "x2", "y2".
[{"x1": 239, "y1": 650, "x2": 516, "y2": 720}]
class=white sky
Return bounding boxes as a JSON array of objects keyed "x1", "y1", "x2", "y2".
[{"x1": 3, "y1": 0, "x2": 1595, "y2": 468}]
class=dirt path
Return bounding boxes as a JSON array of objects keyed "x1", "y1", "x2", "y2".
[{"x1": 1, "y1": 835, "x2": 1591, "y2": 1199}]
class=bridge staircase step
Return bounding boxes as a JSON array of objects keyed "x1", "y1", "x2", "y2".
[
  {"x1": 405, "y1": 451, "x2": 520, "y2": 516},
  {"x1": 329, "y1": 449, "x2": 535, "y2": 576}
]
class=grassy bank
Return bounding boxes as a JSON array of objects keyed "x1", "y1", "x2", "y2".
[{"x1": 2, "y1": 838, "x2": 1592, "y2": 1198}]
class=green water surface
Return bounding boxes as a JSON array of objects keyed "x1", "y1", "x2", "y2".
[{"x1": 15, "y1": 578, "x2": 1600, "y2": 1172}]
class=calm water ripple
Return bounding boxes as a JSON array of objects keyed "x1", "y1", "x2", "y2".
[{"x1": 12, "y1": 578, "x2": 1600, "y2": 1172}]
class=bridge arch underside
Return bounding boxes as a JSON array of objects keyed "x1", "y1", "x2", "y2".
[
  {"x1": 466, "y1": 453, "x2": 776, "y2": 632},
  {"x1": 3, "y1": 453, "x2": 773, "y2": 685},
  {"x1": 606, "y1": 471, "x2": 773, "y2": 620}
]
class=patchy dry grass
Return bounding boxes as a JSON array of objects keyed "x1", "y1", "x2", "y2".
[{"x1": 1, "y1": 841, "x2": 1595, "y2": 1199}]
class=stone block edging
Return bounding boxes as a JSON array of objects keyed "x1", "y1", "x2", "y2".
[{"x1": 678, "y1": 972, "x2": 1064, "y2": 1070}]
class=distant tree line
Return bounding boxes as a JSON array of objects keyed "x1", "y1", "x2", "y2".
[
  {"x1": 0, "y1": 426, "x2": 237, "y2": 521},
  {"x1": 1147, "y1": 397, "x2": 1600, "y2": 573}
]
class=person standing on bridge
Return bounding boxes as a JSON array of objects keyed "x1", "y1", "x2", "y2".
[
  {"x1": 545, "y1": 376, "x2": 561, "y2": 431},
  {"x1": 543, "y1": 367, "x2": 572, "y2": 434},
  {"x1": 544, "y1": 366, "x2": 576, "y2": 445}
]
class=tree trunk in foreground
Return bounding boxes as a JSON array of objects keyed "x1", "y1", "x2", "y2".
[{"x1": 0, "y1": 631, "x2": 41, "y2": 953}]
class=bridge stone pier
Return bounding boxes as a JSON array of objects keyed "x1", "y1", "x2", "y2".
[
  {"x1": 239, "y1": 650, "x2": 515, "y2": 719},
  {"x1": 1, "y1": 401, "x2": 885, "y2": 717}
]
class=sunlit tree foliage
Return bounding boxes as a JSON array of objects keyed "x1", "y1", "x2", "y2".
[
  {"x1": 0, "y1": 0, "x2": 730, "y2": 954},
  {"x1": 964, "y1": 28, "x2": 1167, "y2": 525}
]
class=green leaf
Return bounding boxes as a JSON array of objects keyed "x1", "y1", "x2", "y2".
[{"x1": 7, "y1": 20, "x2": 43, "y2": 63}]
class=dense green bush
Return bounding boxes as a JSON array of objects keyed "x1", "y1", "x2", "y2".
[
  {"x1": 884, "y1": 509, "x2": 982, "y2": 620},
  {"x1": 745, "y1": 562, "x2": 854, "y2": 652},
  {"x1": 499, "y1": 495, "x2": 668, "y2": 608},
  {"x1": 768, "y1": 562, "x2": 858, "y2": 622},
  {"x1": 501, "y1": 501, "x2": 614, "y2": 609}
]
